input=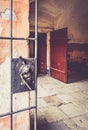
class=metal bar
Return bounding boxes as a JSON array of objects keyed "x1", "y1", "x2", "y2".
[
  {"x1": 0, "y1": 36, "x2": 36, "y2": 41},
  {"x1": 34, "y1": 0, "x2": 38, "y2": 130},
  {"x1": 13, "y1": 106, "x2": 36, "y2": 114},
  {"x1": 0, "y1": 112, "x2": 11, "y2": 118},
  {"x1": 30, "y1": 25, "x2": 54, "y2": 30},
  {"x1": 10, "y1": 0, "x2": 13, "y2": 129},
  {"x1": 0, "y1": 106, "x2": 36, "y2": 118}
]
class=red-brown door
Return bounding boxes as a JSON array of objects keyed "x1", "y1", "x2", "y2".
[
  {"x1": 37, "y1": 33, "x2": 47, "y2": 74},
  {"x1": 50, "y1": 28, "x2": 67, "y2": 82}
]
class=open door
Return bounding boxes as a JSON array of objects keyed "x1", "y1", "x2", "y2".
[
  {"x1": 50, "y1": 28, "x2": 67, "y2": 83},
  {"x1": 37, "y1": 33, "x2": 47, "y2": 75}
]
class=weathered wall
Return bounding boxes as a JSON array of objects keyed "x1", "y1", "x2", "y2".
[
  {"x1": 68, "y1": 44, "x2": 88, "y2": 62},
  {"x1": 67, "y1": 44, "x2": 88, "y2": 82},
  {"x1": 53, "y1": 0, "x2": 88, "y2": 43},
  {"x1": 0, "y1": 0, "x2": 30, "y2": 130},
  {"x1": 30, "y1": 1, "x2": 53, "y2": 33}
]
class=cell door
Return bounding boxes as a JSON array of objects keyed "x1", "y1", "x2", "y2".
[
  {"x1": 0, "y1": 1, "x2": 37, "y2": 130},
  {"x1": 50, "y1": 28, "x2": 67, "y2": 83}
]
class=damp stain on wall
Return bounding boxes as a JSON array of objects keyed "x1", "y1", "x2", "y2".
[
  {"x1": 1, "y1": 8, "x2": 16, "y2": 20},
  {"x1": 67, "y1": 43, "x2": 88, "y2": 82}
]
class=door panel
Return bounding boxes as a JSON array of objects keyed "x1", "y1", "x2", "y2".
[
  {"x1": 50, "y1": 28, "x2": 67, "y2": 82},
  {"x1": 37, "y1": 33, "x2": 47, "y2": 74}
]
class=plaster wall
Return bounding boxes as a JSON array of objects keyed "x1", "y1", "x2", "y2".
[
  {"x1": 53, "y1": 0, "x2": 88, "y2": 43},
  {"x1": 0, "y1": 0, "x2": 30, "y2": 130}
]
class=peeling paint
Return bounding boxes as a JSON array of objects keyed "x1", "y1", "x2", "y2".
[
  {"x1": 0, "y1": 0, "x2": 30, "y2": 129},
  {"x1": 0, "y1": 24, "x2": 2, "y2": 33},
  {"x1": 1, "y1": 8, "x2": 16, "y2": 20},
  {"x1": 0, "y1": 116, "x2": 10, "y2": 130},
  {"x1": 68, "y1": 43, "x2": 88, "y2": 81}
]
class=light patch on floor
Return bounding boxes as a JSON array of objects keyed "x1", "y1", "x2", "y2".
[{"x1": 59, "y1": 103, "x2": 88, "y2": 118}]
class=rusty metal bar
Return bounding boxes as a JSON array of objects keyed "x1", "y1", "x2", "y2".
[
  {"x1": 34, "y1": 0, "x2": 38, "y2": 130},
  {"x1": 0, "y1": 36, "x2": 36, "y2": 41},
  {"x1": 10, "y1": 0, "x2": 13, "y2": 130},
  {"x1": 0, "y1": 106, "x2": 36, "y2": 118}
]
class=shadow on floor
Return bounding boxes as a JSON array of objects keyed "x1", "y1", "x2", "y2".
[{"x1": 30, "y1": 116, "x2": 70, "y2": 130}]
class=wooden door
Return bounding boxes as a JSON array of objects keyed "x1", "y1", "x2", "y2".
[
  {"x1": 37, "y1": 33, "x2": 47, "y2": 74},
  {"x1": 50, "y1": 28, "x2": 67, "y2": 82}
]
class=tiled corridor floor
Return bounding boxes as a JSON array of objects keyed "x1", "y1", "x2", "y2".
[{"x1": 30, "y1": 75, "x2": 88, "y2": 130}]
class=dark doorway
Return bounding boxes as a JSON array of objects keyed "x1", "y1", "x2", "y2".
[
  {"x1": 50, "y1": 28, "x2": 67, "y2": 83},
  {"x1": 29, "y1": 32, "x2": 35, "y2": 58},
  {"x1": 37, "y1": 33, "x2": 47, "y2": 75},
  {"x1": 30, "y1": 32, "x2": 47, "y2": 75}
]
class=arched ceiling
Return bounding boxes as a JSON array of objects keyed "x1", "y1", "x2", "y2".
[{"x1": 30, "y1": 0, "x2": 88, "y2": 42}]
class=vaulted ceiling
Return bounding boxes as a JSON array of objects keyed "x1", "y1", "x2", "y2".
[{"x1": 30, "y1": 0, "x2": 88, "y2": 43}]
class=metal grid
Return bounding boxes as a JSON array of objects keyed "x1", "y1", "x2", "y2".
[{"x1": 0, "y1": 0, "x2": 38, "y2": 130}]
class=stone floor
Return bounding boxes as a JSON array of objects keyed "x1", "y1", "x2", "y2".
[{"x1": 30, "y1": 75, "x2": 88, "y2": 130}]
